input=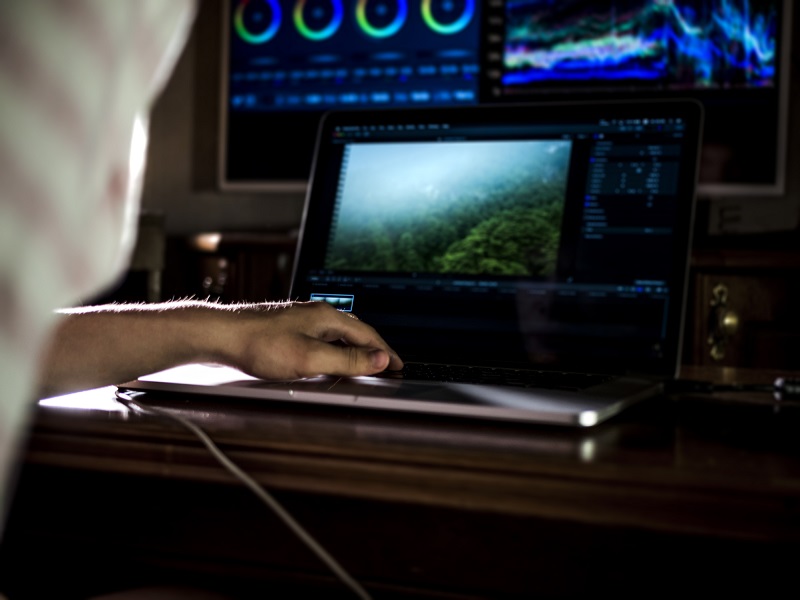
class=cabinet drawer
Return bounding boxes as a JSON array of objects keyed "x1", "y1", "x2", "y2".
[{"x1": 690, "y1": 272, "x2": 799, "y2": 368}]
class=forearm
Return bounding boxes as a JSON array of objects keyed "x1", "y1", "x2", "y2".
[
  {"x1": 38, "y1": 301, "x2": 229, "y2": 398},
  {"x1": 37, "y1": 299, "x2": 402, "y2": 399}
]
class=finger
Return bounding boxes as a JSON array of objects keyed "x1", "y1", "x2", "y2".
[
  {"x1": 311, "y1": 305, "x2": 404, "y2": 370},
  {"x1": 301, "y1": 338, "x2": 391, "y2": 377},
  {"x1": 336, "y1": 325, "x2": 404, "y2": 371}
]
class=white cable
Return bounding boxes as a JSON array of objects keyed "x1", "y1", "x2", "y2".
[{"x1": 116, "y1": 391, "x2": 372, "y2": 600}]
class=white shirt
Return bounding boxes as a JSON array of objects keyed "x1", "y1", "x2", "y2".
[{"x1": 0, "y1": 0, "x2": 196, "y2": 537}]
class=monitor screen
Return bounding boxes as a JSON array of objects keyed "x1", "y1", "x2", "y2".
[
  {"x1": 290, "y1": 100, "x2": 702, "y2": 371},
  {"x1": 481, "y1": 0, "x2": 792, "y2": 197},
  {"x1": 220, "y1": 0, "x2": 483, "y2": 190},
  {"x1": 219, "y1": 0, "x2": 791, "y2": 198}
]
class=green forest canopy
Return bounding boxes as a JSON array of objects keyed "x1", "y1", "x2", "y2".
[{"x1": 326, "y1": 140, "x2": 571, "y2": 277}]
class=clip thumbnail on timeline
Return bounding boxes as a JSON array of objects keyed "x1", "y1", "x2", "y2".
[{"x1": 228, "y1": 0, "x2": 481, "y2": 112}]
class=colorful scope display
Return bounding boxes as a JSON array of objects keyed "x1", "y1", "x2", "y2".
[
  {"x1": 502, "y1": 0, "x2": 778, "y2": 91},
  {"x1": 228, "y1": 0, "x2": 480, "y2": 112},
  {"x1": 221, "y1": 0, "x2": 790, "y2": 193},
  {"x1": 223, "y1": 0, "x2": 482, "y2": 185}
]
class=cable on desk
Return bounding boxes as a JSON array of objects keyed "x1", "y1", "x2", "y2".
[
  {"x1": 115, "y1": 391, "x2": 372, "y2": 600},
  {"x1": 665, "y1": 377, "x2": 800, "y2": 400}
]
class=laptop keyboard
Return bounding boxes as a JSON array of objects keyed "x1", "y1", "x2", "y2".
[{"x1": 376, "y1": 362, "x2": 613, "y2": 392}]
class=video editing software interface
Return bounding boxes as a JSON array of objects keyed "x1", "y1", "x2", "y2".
[
  {"x1": 293, "y1": 105, "x2": 699, "y2": 371},
  {"x1": 225, "y1": 0, "x2": 784, "y2": 191},
  {"x1": 481, "y1": 0, "x2": 785, "y2": 190},
  {"x1": 226, "y1": 0, "x2": 482, "y2": 182}
]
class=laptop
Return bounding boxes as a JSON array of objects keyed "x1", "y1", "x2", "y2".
[{"x1": 121, "y1": 99, "x2": 703, "y2": 427}]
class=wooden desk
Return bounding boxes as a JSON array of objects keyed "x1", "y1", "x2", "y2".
[{"x1": 2, "y1": 367, "x2": 800, "y2": 599}]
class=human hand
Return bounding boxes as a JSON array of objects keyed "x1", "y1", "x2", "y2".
[
  {"x1": 213, "y1": 301, "x2": 403, "y2": 380},
  {"x1": 41, "y1": 299, "x2": 403, "y2": 397}
]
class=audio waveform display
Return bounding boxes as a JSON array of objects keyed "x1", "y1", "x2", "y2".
[{"x1": 503, "y1": 0, "x2": 778, "y2": 89}]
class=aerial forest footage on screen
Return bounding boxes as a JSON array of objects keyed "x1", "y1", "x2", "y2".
[{"x1": 326, "y1": 140, "x2": 571, "y2": 277}]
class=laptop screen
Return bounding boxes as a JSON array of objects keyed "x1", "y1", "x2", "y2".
[{"x1": 291, "y1": 100, "x2": 702, "y2": 376}]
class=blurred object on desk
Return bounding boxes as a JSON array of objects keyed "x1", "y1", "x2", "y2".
[{"x1": 164, "y1": 230, "x2": 298, "y2": 303}]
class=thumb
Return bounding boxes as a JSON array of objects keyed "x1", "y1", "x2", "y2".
[{"x1": 343, "y1": 346, "x2": 390, "y2": 375}]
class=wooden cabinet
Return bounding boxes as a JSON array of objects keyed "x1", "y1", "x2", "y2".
[{"x1": 686, "y1": 249, "x2": 800, "y2": 369}]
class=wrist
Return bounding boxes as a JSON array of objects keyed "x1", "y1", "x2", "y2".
[
  {"x1": 179, "y1": 300, "x2": 277, "y2": 368},
  {"x1": 170, "y1": 301, "x2": 241, "y2": 366}
]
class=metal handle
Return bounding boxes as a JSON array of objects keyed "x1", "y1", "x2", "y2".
[{"x1": 707, "y1": 283, "x2": 739, "y2": 361}]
